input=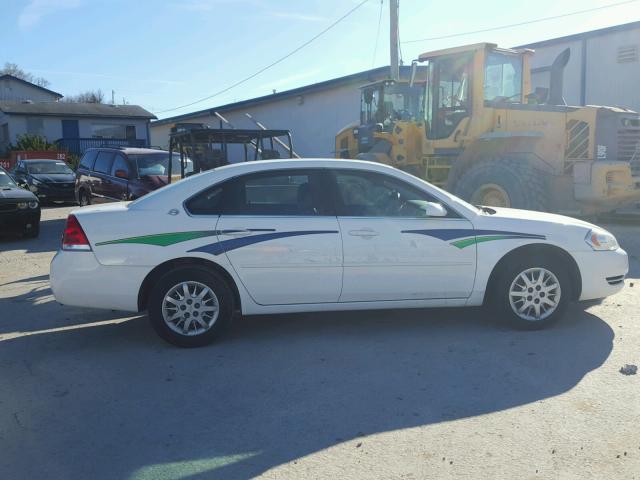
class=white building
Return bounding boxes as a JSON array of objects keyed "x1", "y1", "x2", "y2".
[
  {"x1": 518, "y1": 21, "x2": 640, "y2": 111},
  {"x1": 150, "y1": 66, "x2": 404, "y2": 158}
]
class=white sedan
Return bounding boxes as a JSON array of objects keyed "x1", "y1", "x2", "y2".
[{"x1": 50, "y1": 159, "x2": 628, "y2": 347}]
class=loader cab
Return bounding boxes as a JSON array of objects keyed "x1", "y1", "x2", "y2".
[
  {"x1": 356, "y1": 79, "x2": 426, "y2": 154},
  {"x1": 360, "y1": 80, "x2": 426, "y2": 129},
  {"x1": 418, "y1": 43, "x2": 531, "y2": 141}
]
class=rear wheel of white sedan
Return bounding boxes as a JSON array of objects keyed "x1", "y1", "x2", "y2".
[
  {"x1": 493, "y1": 258, "x2": 569, "y2": 329},
  {"x1": 148, "y1": 266, "x2": 233, "y2": 347}
]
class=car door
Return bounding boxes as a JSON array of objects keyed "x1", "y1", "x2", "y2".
[
  {"x1": 90, "y1": 151, "x2": 116, "y2": 203},
  {"x1": 209, "y1": 168, "x2": 342, "y2": 305},
  {"x1": 109, "y1": 153, "x2": 131, "y2": 201},
  {"x1": 331, "y1": 169, "x2": 477, "y2": 302}
]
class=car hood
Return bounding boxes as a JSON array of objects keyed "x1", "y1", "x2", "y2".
[
  {"x1": 30, "y1": 173, "x2": 75, "y2": 183},
  {"x1": 0, "y1": 186, "x2": 38, "y2": 201},
  {"x1": 486, "y1": 207, "x2": 598, "y2": 229}
]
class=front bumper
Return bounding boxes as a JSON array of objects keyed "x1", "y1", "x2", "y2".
[
  {"x1": 30, "y1": 183, "x2": 76, "y2": 202},
  {"x1": 572, "y1": 247, "x2": 629, "y2": 301},
  {"x1": 0, "y1": 209, "x2": 40, "y2": 232},
  {"x1": 50, "y1": 250, "x2": 151, "y2": 312}
]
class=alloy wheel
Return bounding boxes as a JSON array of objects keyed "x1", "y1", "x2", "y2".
[
  {"x1": 508, "y1": 267, "x2": 561, "y2": 321},
  {"x1": 161, "y1": 281, "x2": 220, "y2": 336}
]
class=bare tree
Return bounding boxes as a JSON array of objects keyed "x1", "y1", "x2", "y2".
[
  {"x1": 62, "y1": 90, "x2": 105, "y2": 104},
  {"x1": 0, "y1": 62, "x2": 50, "y2": 87}
]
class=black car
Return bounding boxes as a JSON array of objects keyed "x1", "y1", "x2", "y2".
[
  {"x1": 0, "y1": 166, "x2": 40, "y2": 238},
  {"x1": 12, "y1": 159, "x2": 76, "y2": 203}
]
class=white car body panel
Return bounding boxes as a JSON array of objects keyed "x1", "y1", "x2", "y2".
[
  {"x1": 50, "y1": 159, "x2": 628, "y2": 317},
  {"x1": 216, "y1": 215, "x2": 342, "y2": 305},
  {"x1": 338, "y1": 216, "x2": 476, "y2": 301}
]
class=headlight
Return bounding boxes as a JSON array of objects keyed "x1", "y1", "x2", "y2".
[
  {"x1": 17, "y1": 202, "x2": 28, "y2": 209},
  {"x1": 28, "y1": 201, "x2": 39, "y2": 209},
  {"x1": 585, "y1": 228, "x2": 619, "y2": 251},
  {"x1": 30, "y1": 178, "x2": 42, "y2": 185}
]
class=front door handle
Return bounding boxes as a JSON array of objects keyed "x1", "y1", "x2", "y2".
[{"x1": 349, "y1": 228, "x2": 379, "y2": 238}]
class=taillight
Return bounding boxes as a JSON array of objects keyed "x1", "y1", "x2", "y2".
[{"x1": 62, "y1": 215, "x2": 92, "y2": 251}]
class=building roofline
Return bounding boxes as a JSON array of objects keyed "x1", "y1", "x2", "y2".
[
  {"x1": 0, "y1": 111, "x2": 156, "y2": 119},
  {"x1": 152, "y1": 66, "x2": 413, "y2": 126},
  {"x1": 515, "y1": 20, "x2": 640, "y2": 49},
  {"x1": 0, "y1": 74, "x2": 64, "y2": 99}
]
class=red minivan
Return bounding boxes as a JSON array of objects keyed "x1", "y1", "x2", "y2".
[{"x1": 75, "y1": 147, "x2": 193, "y2": 205}]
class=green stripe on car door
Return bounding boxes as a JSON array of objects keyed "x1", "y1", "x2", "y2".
[{"x1": 95, "y1": 230, "x2": 219, "y2": 247}]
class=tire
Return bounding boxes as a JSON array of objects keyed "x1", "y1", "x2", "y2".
[
  {"x1": 491, "y1": 256, "x2": 569, "y2": 329},
  {"x1": 79, "y1": 189, "x2": 91, "y2": 207},
  {"x1": 453, "y1": 157, "x2": 549, "y2": 211},
  {"x1": 23, "y1": 222, "x2": 40, "y2": 239},
  {"x1": 148, "y1": 266, "x2": 234, "y2": 347}
]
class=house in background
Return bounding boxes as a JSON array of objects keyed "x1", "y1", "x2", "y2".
[
  {"x1": 0, "y1": 74, "x2": 156, "y2": 156},
  {"x1": 0, "y1": 74, "x2": 63, "y2": 103}
]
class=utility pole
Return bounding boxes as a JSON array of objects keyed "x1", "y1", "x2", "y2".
[{"x1": 389, "y1": 0, "x2": 399, "y2": 81}]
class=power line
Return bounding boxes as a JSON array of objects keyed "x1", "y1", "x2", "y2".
[
  {"x1": 402, "y1": 0, "x2": 640, "y2": 44},
  {"x1": 371, "y1": 0, "x2": 384, "y2": 67},
  {"x1": 155, "y1": 0, "x2": 371, "y2": 115}
]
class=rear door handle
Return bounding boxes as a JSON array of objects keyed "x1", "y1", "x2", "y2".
[{"x1": 349, "y1": 229, "x2": 379, "y2": 238}]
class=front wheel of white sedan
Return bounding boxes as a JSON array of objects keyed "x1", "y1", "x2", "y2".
[
  {"x1": 148, "y1": 266, "x2": 233, "y2": 347},
  {"x1": 493, "y1": 259, "x2": 570, "y2": 329}
]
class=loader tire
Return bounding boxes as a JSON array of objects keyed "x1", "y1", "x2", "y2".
[{"x1": 453, "y1": 158, "x2": 549, "y2": 211}]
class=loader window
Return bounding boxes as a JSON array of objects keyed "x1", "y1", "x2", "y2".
[
  {"x1": 484, "y1": 52, "x2": 523, "y2": 104},
  {"x1": 427, "y1": 53, "x2": 472, "y2": 140}
]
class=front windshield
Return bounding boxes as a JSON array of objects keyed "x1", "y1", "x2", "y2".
[
  {"x1": 129, "y1": 153, "x2": 194, "y2": 177},
  {"x1": 383, "y1": 84, "x2": 425, "y2": 122},
  {"x1": 0, "y1": 169, "x2": 17, "y2": 187},
  {"x1": 484, "y1": 52, "x2": 523, "y2": 103},
  {"x1": 26, "y1": 161, "x2": 73, "y2": 175}
]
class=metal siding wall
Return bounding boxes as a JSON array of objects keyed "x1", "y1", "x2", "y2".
[
  {"x1": 528, "y1": 40, "x2": 584, "y2": 106},
  {"x1": 584, "y1": 28, "x2": 640, "y2": 111}
]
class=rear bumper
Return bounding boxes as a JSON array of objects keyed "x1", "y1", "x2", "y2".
[
  {"x1": 573, "y1": 248, "x2": 629, "y2": 301},
  {"x1": 50, "y1": 250, "x2": 150, "y2": 312}
]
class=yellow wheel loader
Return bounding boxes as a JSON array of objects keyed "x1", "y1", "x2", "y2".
[{"x1": 335, "y1": 42, "x2": 640, "y2": 213}]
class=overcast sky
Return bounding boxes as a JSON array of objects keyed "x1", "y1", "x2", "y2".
[{"x1": 2, "y1": 0, "x2": 638, "y2": 118}]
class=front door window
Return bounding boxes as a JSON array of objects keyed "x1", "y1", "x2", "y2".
[{"x1": 427, "y1": 54, "x2": 473, "y2": 139}]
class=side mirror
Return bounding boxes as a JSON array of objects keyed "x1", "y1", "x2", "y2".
[
  {"x1": 114, "y1": 169, "x2": 129, "y2": 179},
  {"x1": 425, "y1": 201, "x2": 447, "y2": 217}
]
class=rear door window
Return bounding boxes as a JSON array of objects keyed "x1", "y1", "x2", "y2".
[
  {"x1": 93, "y1": 151, "x2": 115, "y2": 175},
  {"x1": 79, "y1": 150, "x2": 98, "y2": 170},
  {"x1": 185, "y1": 169, "x2": 332, "y2": 216}
]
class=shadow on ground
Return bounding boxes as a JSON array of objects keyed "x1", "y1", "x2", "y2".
[
  {"x1": 0, "y1": 216, "x2": 66, "y2": 254},
  {"x1": 0, "y1": 304, "x2": 613, "y2": 480}
]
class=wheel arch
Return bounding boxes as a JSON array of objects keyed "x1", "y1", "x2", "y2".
[
  {"x1": 137, "y1": 257, "x2": 241, "y2": 313},
  {"x1": 483, "y1": 243, "x2": 582, "y2": 304}
]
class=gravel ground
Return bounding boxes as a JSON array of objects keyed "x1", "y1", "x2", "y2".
[{"x1": 0, "y1": 206, "x2": 638, "y2": 480}]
